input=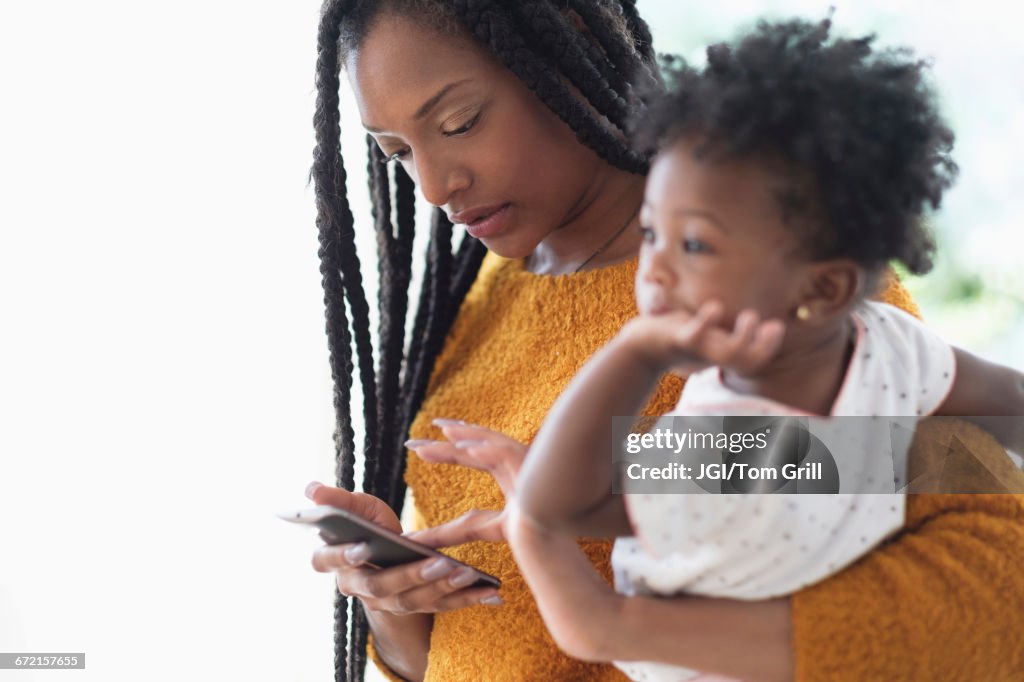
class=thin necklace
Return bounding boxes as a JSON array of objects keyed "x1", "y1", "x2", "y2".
[{"x1": 574, "y1": 207, "x2": 640, "y2": 273}]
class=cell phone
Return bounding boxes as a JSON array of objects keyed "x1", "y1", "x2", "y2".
[{"x1": 279, "y1": 505, "x2": 500, "y2": 589}]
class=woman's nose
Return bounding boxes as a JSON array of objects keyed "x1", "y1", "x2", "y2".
[{"x1": 412, "y1": 153, "x2": 471, "y2": 208}]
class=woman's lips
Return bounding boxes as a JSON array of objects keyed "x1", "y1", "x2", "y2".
[{"x1": 464, "y1": 203, "x2": 511, "y2": 239}]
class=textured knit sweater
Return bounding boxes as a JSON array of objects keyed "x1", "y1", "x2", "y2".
[{"x1": 371, "y1": 253, "x2": 1024, "y2": 681}]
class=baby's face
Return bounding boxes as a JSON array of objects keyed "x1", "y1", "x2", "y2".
[{"x1": 635, "y1": 138, "x2": 809, "y2": 328}]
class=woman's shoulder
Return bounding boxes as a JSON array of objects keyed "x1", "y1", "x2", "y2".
[{"x1": 872, "y1": 269, "x2": 921, "y2": 319}]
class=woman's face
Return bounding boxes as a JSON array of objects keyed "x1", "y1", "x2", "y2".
[{"x1": 346, "y1": 12, "x2": 608, "y2": 258}]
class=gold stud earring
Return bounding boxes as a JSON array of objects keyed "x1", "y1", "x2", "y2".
[{"x1": 796, "y1": 305, "x2": 811, "y2": 321}]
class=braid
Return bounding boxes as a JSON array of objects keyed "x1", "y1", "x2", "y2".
[
  {"x1": 511, "y1": 2, "x2": 632, "y2": 132},
  {"x1": 620, "y1": 0, "x2": 656, "y2": 64},
  {"x1": 366, "y1": 140, "x2": 393, "y2": 494},
  {"x1": 453, "y1": 0, "x2": 648, "y2": 173},
  {"x1": 395, "y1": 209, "x2": 455, "y2": 508},
  {"x1": 348, "y1": 601, "x2": 368, "y2": 681},
  {"x1": 314, "y1": 0, "x2": 357, "y2": 491},
  {"x1": 388, "y1": 240, "x2": 434, "y2": 511},
  {"x1": 449, "y1": 234, "x2": 488, "y2": 301},
  {"x1": 314, "y1": 1, "x2": 657, "y2": 677},
  {"x1": 567, "y1": 0, "x2": 661, "y2": 96},
  {"x1": 377, "y1": 163, "x2": 417, "y2": 511},
  {"x1": 313, "y1": 4, "x2": 358, "y2": 681},
  {"x1": 367, "y1": 140, "x2": 408, "y2": 501},
  {"x1": 337, "y1": 181, "x2": 380, "y2": 482}
]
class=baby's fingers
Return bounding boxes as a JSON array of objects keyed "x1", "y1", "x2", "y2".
[
  {"x1": 675, "y1": 300, "x2": 724, "y2": 346},
  {"x1": 724, "y1": 316, "x2": 786, "y2": 372},
  {"x1": 699, "y1": 309, "x2": 758, "y2": 362},
  {"x1": 731, "y1": 309, "x2": 761, "y2": 346},
  {"x1": 745, "y1": 318, "x2": 786, "y2": 366}
]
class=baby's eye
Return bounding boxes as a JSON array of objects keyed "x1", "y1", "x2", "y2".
[
  {"x1": 638, "y1": 225, "x2": 655, "y2": 243},
  {"x1": 682, "y1": 239, "x2": 711, "y2": 254}
]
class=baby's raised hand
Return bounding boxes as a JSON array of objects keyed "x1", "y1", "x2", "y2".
[{"x1": 621, "y1": 301, "x2": 785, "y2": 376}]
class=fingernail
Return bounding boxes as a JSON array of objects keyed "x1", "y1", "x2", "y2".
[
  {"x1": 421, "y1": 557, "x2": 456, "y2": 580},
  {"x1": 454, "y1": 440, "x2": 487, "y2": 449},
  {"x1": 433, "y1": 418, "x2": 468, "y2": 427},
  {"x1": 480, "y1": 594, "x2": 503, "y2": 606},
  {"x1": 344, "y1": 543, "x2": 370, "y2": 565},
  {"x1": 404, "y1": 439, "x2": 435, "y2": 449},
  {"x1": 449, "y1": 567, "x2": 478, "y2": 587},
  {"x1": 304, "y1": 481, "x2": 323, "y2": 500}
]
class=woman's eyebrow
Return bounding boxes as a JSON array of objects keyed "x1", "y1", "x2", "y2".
[
  {"x1": 364, "y1": 79, "x2": 473, "y2": 134},
  {"x1": 414, "y1": 79, "x2": 472, "y2": 120}
]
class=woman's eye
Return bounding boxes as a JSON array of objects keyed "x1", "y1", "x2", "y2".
[
  {"x1": 443, "y1": 113, "x2": 480, "y2": 137},
  {"x1": 682, "y1": 239, "x2": 711, "y2": 254},
  {"x1": 379, "y1": 148, "x2": 410, "y2": 165},
  {"x1": 638, "y1": 225, "x2": 655, "y2": 243}
]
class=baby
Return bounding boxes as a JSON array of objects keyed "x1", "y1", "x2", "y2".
[{"x1": 417, "y1": 16, "x2": 1024, "y2": 681}]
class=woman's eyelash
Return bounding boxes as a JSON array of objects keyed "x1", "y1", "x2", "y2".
[
  {"x1": 379, "y1": 149, "x2": 409, "y2": 165},
  {"x1": 377, "y1": 112, "x2": 481, "y2": 165},
  {"x1": 444, "y1": 113, "x2": 480, "y2": 137}
]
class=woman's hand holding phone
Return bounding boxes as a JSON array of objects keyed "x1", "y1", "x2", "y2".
[{"x1": 305, "y1": 482, "x2": 502, "y2": 614}]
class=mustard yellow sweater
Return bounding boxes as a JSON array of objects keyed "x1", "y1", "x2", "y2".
[{"x1": 372, "y1": 253, "x2": 1024, "y2": 681}]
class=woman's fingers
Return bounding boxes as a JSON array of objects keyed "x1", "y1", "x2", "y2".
[
  {"x1": 407, "y1": 509, "x2": 505, "y2": 548},
  {"x1": 432, "y1": 419, "x2": 526, "y2": 453},
  {"x1": 409, "y1": 439, "x2": 498, "y2": 473},
  {"x1": 311, "y1": 542, "x2": 374, "y2": 572},
  {"x1": 371, "y1": 579, "x2": 501, "y2": 614},
  {"x1": 303, "y1": 482, "x2": 501, "y2": 614},
  {"x1": 405, "y1": 439, "x2": 473, "y2": 467},
  {"x1": 409, "y1": 425, "x2": 528, "y2": 492},
  {"x1": 313, "y1": 549, "x2": 500, "y2": 613},
  {"x1": 303, "y1": 482, "x2": 401, "y2": 532}
]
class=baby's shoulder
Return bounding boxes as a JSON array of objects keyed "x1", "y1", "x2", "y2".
[{"x1": 843, "y1": 301, "x2": 955, "y2": 416}]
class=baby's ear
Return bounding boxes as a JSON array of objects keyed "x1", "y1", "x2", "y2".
[{"x1": 793, "y1": 259, "x2": 862, "y2": 324}]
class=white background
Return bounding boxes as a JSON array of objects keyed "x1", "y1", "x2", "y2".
[{"x1": 1, "y1": 2, "x2": 1021, "y2": 681}]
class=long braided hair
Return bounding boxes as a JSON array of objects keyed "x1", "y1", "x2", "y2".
[{"x1": 311, "y1": 1, "x2": 659, "y2": 678}]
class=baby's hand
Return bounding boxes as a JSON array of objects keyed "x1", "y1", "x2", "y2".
[{"x1": 621, "y1": 301, "x2": 785, "y2": 376}]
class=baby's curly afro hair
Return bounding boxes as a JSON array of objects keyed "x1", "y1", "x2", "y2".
[{"x1": 632, "y1": 17, "x2": 958, "y2": 275}]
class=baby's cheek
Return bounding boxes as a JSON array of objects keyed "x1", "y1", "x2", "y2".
[{"x1": 634, "y1": 281, "x2": 666, "y2": 315}]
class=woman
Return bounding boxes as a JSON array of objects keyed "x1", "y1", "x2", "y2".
[{"x1": 305, "y1": 1, "x2": 1024, "y2": 680}]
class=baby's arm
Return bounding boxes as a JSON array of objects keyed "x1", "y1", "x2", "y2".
[
  {"x1": 517, "y1": 325, "x2": 670, "y2": 538},
  {"x1": 937, "y1": 347, "x2": 1024, "y2": 454},
  {"x1": 505, "y1": 504, "x2": 793, "y2": 682},
  {"x1": 518, "y1": 303, "x2": 784, "y2": 536}
]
